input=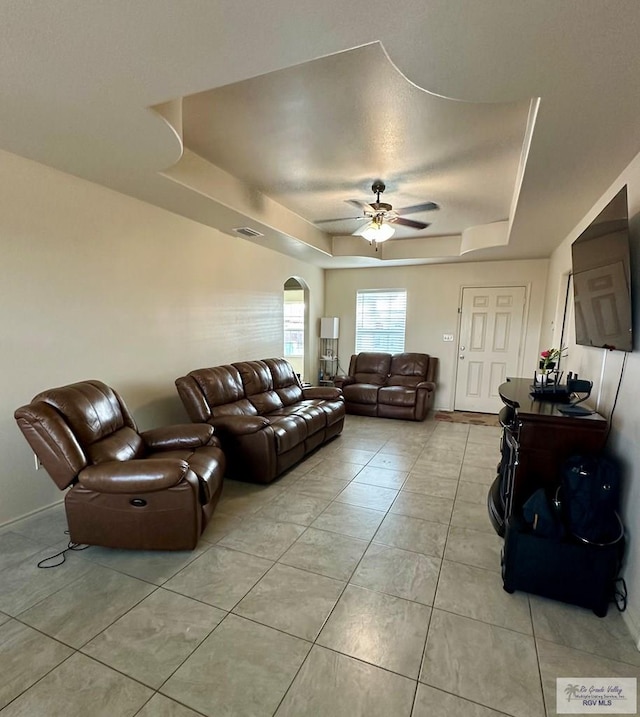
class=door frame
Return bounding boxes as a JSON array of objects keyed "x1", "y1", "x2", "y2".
[{"x1": 452, "y1": 283, "x2": 532, "y2": 412}]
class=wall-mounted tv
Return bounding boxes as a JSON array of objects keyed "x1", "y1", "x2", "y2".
[{"x1": 571, "y1": 185, "x2": 633, "y2": 352}]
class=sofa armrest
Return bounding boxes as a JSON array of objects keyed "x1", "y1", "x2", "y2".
[
  {"x1": 78, "y1": 459, "x2": 189, "y2": 493},
  {"x1": 175, "y1": 375, "x2": 211, "y2": 422},
  {"x1": 141, "y1": 424, "x2": 218, "y2": 451},
  {"x1": 209, "y1": 415, "x2": 270, "y2": 436},
  {"x1": 332, "y1": 376, "x2": 353, "y2": 390}
]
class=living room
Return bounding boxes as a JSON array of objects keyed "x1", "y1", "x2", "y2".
[{"x1": 2, "y1": 3, "x2": 640, "y2": 715}]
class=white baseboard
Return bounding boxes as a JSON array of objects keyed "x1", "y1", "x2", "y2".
[
  {"x1": 622, "y1": 605, "x2": 640, "y2": 652},
  {"x1": 0, "y1": 498, "x2": 64, "y2": 530}
]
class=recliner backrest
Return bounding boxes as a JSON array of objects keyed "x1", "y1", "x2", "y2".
[
  {"x1": 14, "y1": 380, "x2": 144, "y2": 490},
  {"x1": 350, "y1": 352, "x2": 391, "y2": 385},
  {"x1": 387, "y1": 353, "x2": 430, "y2": 388}
]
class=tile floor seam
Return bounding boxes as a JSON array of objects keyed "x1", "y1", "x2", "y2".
[
  {"x1": 534, "y1": 634, "x2": 640, "y2": 670},
  {"x1": 5, "y1": 549, "x2": 96, "y2": 619},
  {"x1": 150, "y1": 611, "x2": 265, "y2": 699},
  {"x1": 0, "y1": 649, "x2": 82, "y2": 713},
  {"x1": 532, "y1": 624, "x2": 550, "y2": 717},
  {"x1": 430, "y1": 604, "x2": 534, "y2": 638}
]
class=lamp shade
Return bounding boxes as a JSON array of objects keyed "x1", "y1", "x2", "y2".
[
  {"x1": 361, "y1": 222, "x2": 395, "y2": 242},
  {"x1": 320, "y1": 317, "x2": 339, "y2": 339}
]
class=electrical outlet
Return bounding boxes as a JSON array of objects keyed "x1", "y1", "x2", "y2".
[{"x1": 443, "y1": 333, "x2": 454, "y2": 342}]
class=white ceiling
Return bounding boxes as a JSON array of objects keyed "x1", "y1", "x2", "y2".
[{"x1": 1, "y1": 2, "x2": 639, "y2": 269}]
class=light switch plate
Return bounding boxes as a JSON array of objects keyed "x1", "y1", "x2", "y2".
[{"x1": 443, "y1": 334, "x2": 454, "y2": 342}]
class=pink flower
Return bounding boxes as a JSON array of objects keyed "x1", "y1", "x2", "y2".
[{"x1": 540, "y1": 350, "x2": 551, "y2": 358}]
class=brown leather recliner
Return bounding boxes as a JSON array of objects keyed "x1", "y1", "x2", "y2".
[
  {"x1": 334, "y1": 352, "x2": 437, "y2": 420},
  {"x1": 14, "y1": 380, "x2": 226, "y2": 551}
]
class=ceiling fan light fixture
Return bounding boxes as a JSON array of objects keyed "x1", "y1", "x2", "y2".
[{"x1": 361, "y1": 221, "x2": 395, "y2": 243}]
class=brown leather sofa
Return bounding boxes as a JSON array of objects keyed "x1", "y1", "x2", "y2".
[
  {"x1": 176, "y1": 357, "x2": 345, "y2": 484},
  {"x1": 14, "y1": 380, "x2": 225, "y2": 551},
  {"x1": 333, "y1": 352, "x2": 437, "y2": 420}
]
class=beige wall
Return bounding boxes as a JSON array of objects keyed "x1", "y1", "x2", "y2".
[
  {"x1": 0, "y1": 149, "x2": 324, "y2": 525},
  {"x1": 541, "y1": 147, "x2": 640, "y2": 645},
  {"x1": 325, "y1": 260, "x2": 549, "y2": 410}
]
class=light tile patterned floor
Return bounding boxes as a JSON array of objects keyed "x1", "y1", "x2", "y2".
[{"x1": 0, "y1": 415, "x2": 638, "y2": 716}]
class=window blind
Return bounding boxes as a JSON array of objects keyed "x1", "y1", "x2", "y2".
[{"x1": 355, "y1": 289, "x2": 407, "y2": 353}]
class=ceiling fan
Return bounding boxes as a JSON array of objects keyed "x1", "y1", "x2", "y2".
[{"x1": 315, "y1": 180, "x2": 438, "y2": 246}]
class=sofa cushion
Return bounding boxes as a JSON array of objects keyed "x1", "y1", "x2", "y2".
[
  {"x1": 234, "y1": 361, "x2": 284, "y2": 415},
  {"x1": 263, "y1": 358, "x2": 304, "y2": 406},
  {"x1": 267, "y1": 414, "x2": 308, "y2": 453},
  {"x1": 278, "y1": 403, "x2": 327, "y2": 435},
  {"x1": 189, "y1": 365, "x2": 258, "y2": 417}
]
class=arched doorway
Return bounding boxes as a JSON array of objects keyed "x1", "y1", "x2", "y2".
[{"x1": 283, "y1": 277, "x2": 309, "y2": 383}]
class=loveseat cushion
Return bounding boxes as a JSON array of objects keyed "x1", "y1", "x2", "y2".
[
  {"x1": 342, "y1": 383, "x2": 380, "y2": 405},
  {"x1": 378, "y1": 385, "x2": 422, "y2": 407},
  {"x1": 351, "y1": 352, "x2": 392, "y2": 385},
  {"x1": 387, "y1": 353, "x2": 431, "y2": 387}
]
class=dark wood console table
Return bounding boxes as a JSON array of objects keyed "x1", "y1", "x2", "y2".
[{"x1": 488, "y1": 377, "x2": 608, "y2": 535}]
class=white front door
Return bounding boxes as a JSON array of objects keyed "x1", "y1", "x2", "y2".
[{"x1": 454, "y1": 286, "x2": 526, "y2": 413}]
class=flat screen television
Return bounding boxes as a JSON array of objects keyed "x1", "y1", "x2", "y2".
[{"x1": 571, "y1": 185, "x2": 633, "y2": 352}]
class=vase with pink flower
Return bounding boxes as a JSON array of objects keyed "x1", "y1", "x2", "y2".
[{"x1": 535, "y1": 346, "x2": 567, "y2": 386}]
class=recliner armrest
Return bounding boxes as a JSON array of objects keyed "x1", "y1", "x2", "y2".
[
  {"x1": 78, "y1": 459, "x2": 189, "y2": 493},
  {"x1": 302, "y1": 387, "x2": 343, "y2": 400},
  {"x1": 141, "y1": 424, "x2": 218, "y2": 450},
  {"x1": 209, "y1": 415, "x2": 270, "y2": 435},
  {"x1": 333, "y1": 376, "x2": 354, "y2": 390},
  {"x1": 416, "y1": 381, "x2": 436, "y2": 391}
]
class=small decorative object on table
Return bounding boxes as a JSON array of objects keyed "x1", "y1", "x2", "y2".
[
  {"x1": 534, "y1": 346, "x2": 567, "y2": 386},
  {"x1": 538, "y1": 346, "x2": 567, "y2": 372}
]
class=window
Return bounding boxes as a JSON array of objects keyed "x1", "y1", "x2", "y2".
[
  {"x1": 284, "y1": 297, "x2": 305, "y2": 357},
  {"x1": 355, "y1": 289, "x2": 407, "y2": 352}
]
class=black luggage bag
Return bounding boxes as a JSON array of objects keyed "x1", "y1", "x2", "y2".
[{"x1": 502, "y1": 514, "x2": 624, "y2": 617}]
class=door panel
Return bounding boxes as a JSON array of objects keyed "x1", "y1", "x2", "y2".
[{"x1": 455, "y1": 286, "x2": 526, "y2": 413}]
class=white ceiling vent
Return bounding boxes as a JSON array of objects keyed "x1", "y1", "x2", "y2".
[{"x1": 233, "y1": 226, "x2": 264, "y2": 238}]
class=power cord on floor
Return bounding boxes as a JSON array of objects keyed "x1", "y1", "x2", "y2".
[
  {"x1": 37, "y1": 530, "x2": 90, "y2": 569},
  {"x1": 613, "y1": 577, "x2": 628, "y2": 612}
]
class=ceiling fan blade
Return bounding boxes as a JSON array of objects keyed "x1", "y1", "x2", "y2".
[
  {"x1": 392, "y1": 217, "x2": 430, "y2": 230},
  {"x1": 346, "y1": 199, "x2": 376, "y2": 213},
  {"x1": 396, "y1": 201, "x2": 439, "y2": 215},
  {"x1": 314, "y1": 215, "x2": 367, "y2": 224}
]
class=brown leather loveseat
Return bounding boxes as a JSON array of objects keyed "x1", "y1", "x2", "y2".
[
  {"x1": 14, "y1": 380, "x2": 226, "y2": 551},
  {"x1": 176, "y1": 357, "x2": 345, "y2": 484},
  {"x1": 334, "y1": 352, "x2": 437, "y2": 421}
]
